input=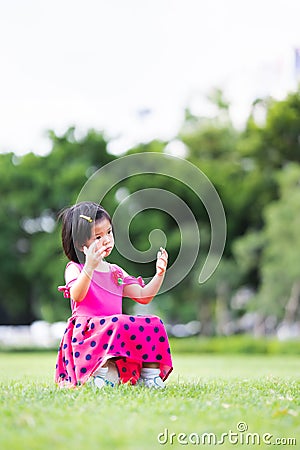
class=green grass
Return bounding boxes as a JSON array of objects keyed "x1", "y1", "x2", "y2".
[
  {"x1": 170, "y1": 335, "x2": 300, "y2": 355},
  {"x1": 1, "y1": 352, "x2": 300, "y2": 450}
]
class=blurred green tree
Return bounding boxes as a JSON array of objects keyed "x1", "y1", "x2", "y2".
[
  {"x1": 233, "y1": 88, "x2": 300, "y2": 325},
  {"x1": 1, "y1": 87, "x2": 300, "y2": 333},
  {"x1": 0, "y1": 128, "x2": 115, "y2": 324},
  {"x1": 256, "y1": 164, "x2": 300, "y2": 320}
]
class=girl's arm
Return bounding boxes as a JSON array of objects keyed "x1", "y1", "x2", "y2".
[
  {"x1": 123, "y1": 248, "x2": 168, "y2": 304},
  {"x1": 66, "y1": 241, "x2": 109, "y2": 302},
  {"x1": 65, "y1": 263, "x2": 92, "y2": 303}
]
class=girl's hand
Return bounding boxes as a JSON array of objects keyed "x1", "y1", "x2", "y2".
[
  {"x1": 83, "y1": 241, "x2": 109, "y2": 270},
  {"x1": 156, "y1": 247, "x2": 168, "y2": 276}
]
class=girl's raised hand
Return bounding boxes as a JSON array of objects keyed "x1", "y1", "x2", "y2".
[
  {"x1": 156, "y1": 247, "x2": 168, "y2": 276},
  {"x1": 83, "y1": 241, "x2": 109, "y2": 269}
]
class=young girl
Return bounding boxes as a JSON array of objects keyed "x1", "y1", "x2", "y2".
[{"x1": 55, "y1": 201, "x2": 173, "y2": 389}]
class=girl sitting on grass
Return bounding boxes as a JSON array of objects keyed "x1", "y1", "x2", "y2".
[{"x1": 55, "y1": 201, "x2": 173, "y2": 389}]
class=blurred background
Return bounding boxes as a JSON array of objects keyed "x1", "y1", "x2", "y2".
[{"x1": 1, "y1": 0, "x2": 300, "y2": 348}]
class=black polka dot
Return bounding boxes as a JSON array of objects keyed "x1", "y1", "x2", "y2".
[
  {"x1": 80, "y1": 368, "x2": 87, "y2": 374},
  {"x1": 129, "y1": 316, "x2": 135, "y2": 322},
  {"x1": 103, "y1": 343, "x2": 108, "y2": 350},
  {"x1": 65, "y1": 360, "x2": 69, "y2": 365},
  {"x1": 74, "y1": 351, "x2": 80, "y2": 358},
  {"x1": 159, "y1": 336, "x2": 165, "y2": 342},
  {"x1": 167, "y1": 348, "x2": 171, "y2": 353},
  {"x1": 107, "y1": 329, "x2": 113, "y2": 336},
  {"x1": 146, "y1": 336, "x2": 151, "y2": 342},
  {"x1": 124, "y1": 324, "x2": 129, "y2": 330},
  {"x1": 130, "y1": 335, "x2": 136, "y2": 340},
  {"x1": 154, "y1": 327, "x2": 159, "y2": 333},
  {"x1": 59, "y1": 373, "x2": 66, "y2": 378},
  {"x1": 72, "y1": 319, "x2": 76, "y2": 325},
  {"x1": 136, "y1": 344, "x2": 142, "y2": 350},
  {"x1": 86, "y1": 354, "x2": 92, "y2": 361},
  {"x1": 156, "y1": 354, "x2": 162, "y2": 361},
  {"x1": 100, "y1": 319, "x2": 105, "y2": 325},
  {"x1": 112, "y1": 317, "x2": 118, "y2": 322},
  {"x1": 142, "y1": 354, "x2": 148, "y2": 360},
  {"x1": 63, "y1": 344, "x2": 68, "y2": 349},
  {"x1": 91, "y1": 341, "x2": 96, "y2": 347},
  {"x1": 145, "y1": 318, "x2": 151, "y2": 324},
  {"x1": 152, "y1": 345, "x2": 156, "y2": 351},
  {"x1": 132, "y1": 370, "x2": 136, "y2": 376},
  {"x1": 139, "y1": 326, "x2": 144, "y2": 332},
  {"x1": 72, "y1": 338, "x2": 77, "y2": 343},
  {"x1": 110, "y1": 345, "x2": 114, "y2": 350},
  {"x1": 117, "y1": 333, "x2": 121, "y2": 339},
  {"x1": 90, "y1": 323, "x2": 95, "y2": 329},
  {"x1": 122, "y1": 367, "x2": 127, "y2": 372},
  {"x1": 121, "y1": 342, "x2": 125, "y2": 348},
  {"x1": 79, "y1": 341, "x2": 84, "y2": 345},
  {"x1": 126, "y1": 351, "x2": 131, "y2": 356},
  {"x1": 76, "y1": 323, "x2": 81, "y2": 328}
]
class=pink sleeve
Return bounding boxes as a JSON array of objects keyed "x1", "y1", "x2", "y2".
[
  {"x1": 111, "y1": 264, "x2": 145, "y2": 287},
  {"x1": 58, "y1": 278, "x2": 77, "y2": 298},
  {"x1": 123, "y1": 275, "x2": 145, "y2": 287},
  {"x1": 57, "y1": 262, "x2": 81, "y2": 298}
]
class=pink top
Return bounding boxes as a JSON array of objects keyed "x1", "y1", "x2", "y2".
[{"x1": 58, "y1": 262, "x2": 145, "y2": 317}]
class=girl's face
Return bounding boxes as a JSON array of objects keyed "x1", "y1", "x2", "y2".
[{"x1": 85, "y1": 218, "x2": 114, "y2": 257}]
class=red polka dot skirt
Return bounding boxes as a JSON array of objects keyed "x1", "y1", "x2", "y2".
[{"x1": 55, "y1": 314, "x2": 173, "y2": 388}]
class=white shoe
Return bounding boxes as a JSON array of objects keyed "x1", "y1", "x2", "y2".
[
  {"x1": 93, "y1": 375, "x2": 115, "y2": 388},
  {"x1": 138, "y1": 376, "x2": 165, "y2": 389}
]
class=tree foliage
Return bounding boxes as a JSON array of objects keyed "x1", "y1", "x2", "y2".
[{"x1": 1, "y1": 87, "x2": 300, "y2": 334}]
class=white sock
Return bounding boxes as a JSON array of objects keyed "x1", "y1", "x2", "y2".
[
  {"x1": 140, "y1": 368, "x2": 160, "y2": 379},
  {"x1": 94, "y1": 366, "x2": 108, "y2": 378}
]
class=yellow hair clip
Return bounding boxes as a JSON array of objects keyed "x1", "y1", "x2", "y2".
[{"x1": 79, "y1": 214, "x2": 93, "y2": 223}]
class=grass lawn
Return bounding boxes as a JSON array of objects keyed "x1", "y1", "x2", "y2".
[{"x1": 0, "y1": 352, "x2": 299, "y2": 449}]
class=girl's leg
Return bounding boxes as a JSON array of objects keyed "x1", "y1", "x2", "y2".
[
  {"x1": 142, "y1": 362, "x2": 159, "y2": 368},
  {"x1": 93, "y1": 358, "x2": 119, "y2": 388}
]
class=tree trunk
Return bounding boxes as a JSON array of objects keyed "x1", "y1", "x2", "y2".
[{"x1": 284, "y1": 281, "x2": 300, "y2": 323}]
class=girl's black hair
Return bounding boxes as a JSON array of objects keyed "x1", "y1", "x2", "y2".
[{"x1": 58, "y1": 202, "x2": 112, "y2": 263}]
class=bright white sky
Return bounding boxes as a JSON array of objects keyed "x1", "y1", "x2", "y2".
[{"x1": 0, "y1": 0, "x2": 299, "y2": 156}]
